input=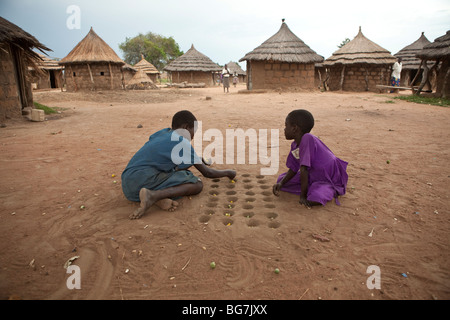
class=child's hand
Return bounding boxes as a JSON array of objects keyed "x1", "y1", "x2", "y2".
[
  {"x1": 272, "y1": 183, "x2": 282, "y2": 196},
  {"x1": 226, "y1": 170, "x2": 236, "y2": 180},
  {"x1": 299, "y1": 196, "x2": 312, "y2": 208}
]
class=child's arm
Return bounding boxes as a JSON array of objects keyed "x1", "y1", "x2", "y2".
[
  {"x1": 299, "y1": 165, "x2": 320, "y2": 208},
  {"x1": 194, "y1": 163, "x2": 236, "y2": 180},
  {"x1": 273, "y1": 169, "x2": 296, "y2": 196}
]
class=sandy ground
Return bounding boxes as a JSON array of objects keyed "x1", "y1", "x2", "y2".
[{"x1": 0, "y1": 85, "x2": 449, "y2": 300}]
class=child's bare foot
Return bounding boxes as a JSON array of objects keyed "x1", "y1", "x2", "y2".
[
  {"x1": 155, "y1": 199, "x2": 179, "y2": 212},
  {"x1": 129, "y1": 188, "x2": 157, "y2": 219}
]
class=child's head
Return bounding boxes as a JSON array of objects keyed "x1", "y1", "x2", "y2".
[
  {"x1": 172, "y1": 110, "x2": 197, "y2": 139},
  {"x1": 284, "y1": 109, "x2": 314, "y2": 139}
]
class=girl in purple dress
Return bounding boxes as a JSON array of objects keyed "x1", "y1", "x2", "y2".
[{"x1": 273, "y1": 110, "x2": 348, "y2": 208}]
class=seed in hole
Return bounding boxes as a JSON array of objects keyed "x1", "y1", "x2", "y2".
[
  {"x1": 199, "y1": 215, "x2": 211, "y2": 223},
  {"x1": 222, "y1": 218, "x2": 233, "y2": 226},
  {"x1": 211, "y1": 184, "x2": 219, "y2": 189},
  {"x1": 243, "y1": 212, "x2": 255, "y2": 218},
  {"x1": 209, "y1": 190, "x2": 219, "y2": 196},
  {"x1": 224, "y1": 203, "x2": 235, "y2": 209},
  {"x1": 268, "y1": 221, "x2": 281, "y2": 229},
  {"x1": 223, "y1": 211, "x2": 234, "y2": 217},
  {"x1": 247, "y1": 219, "x2": 260, "y2": 227},
  {"x1": 204, "y1": 209, "x2": 215, "y2": 215},
  {"x1": 226, "y1": 190, "x2": 237, "y2": 195},
  {"x1": 228, "y1": 196, "x2": 238, "y2": 203},
  {"x1": 245, "y1": 191, "x2": 255, "y2": 196},
  {"x1": 265, "y1": 212, "x2": 278, "y2": 219}
]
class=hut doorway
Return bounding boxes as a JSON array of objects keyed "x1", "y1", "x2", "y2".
[{"x1": 49, "y1": 71, "x2": 57, "y2": 88}]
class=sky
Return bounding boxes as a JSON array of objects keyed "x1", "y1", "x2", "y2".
[{"x1": 1, "y1": 0, "x2": 449, "y2": 70}]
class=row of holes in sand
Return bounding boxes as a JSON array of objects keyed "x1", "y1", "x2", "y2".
[{"x1": 199, "y1": 174, "x2": 281, "y2": 229}]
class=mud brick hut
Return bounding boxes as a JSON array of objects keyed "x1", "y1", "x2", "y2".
[
  {"x1": 134, "y1": 55, "x2": 160, "y2": 83},
  {"x1": 163, "y1": 44, "x2": 221, "y2": 87},
  {"x1": 28, "y1": 53, "x2": 64, "y2": 90},
  {"x1": 239, "y1": 19, "x2": 323, "y2": 91},
  {"x1": 59, "y1": 27, "x2": 125, "y2": 91},
  {"x1": 323, "y1": 27, "x2": 396, "y2": 92},
  {"x1": 394, "y1": 32, "x2": 433, "y2": 88},
  {"x1": 0, "y1": 16, "x2": 50, "y2": 122},
  {"x1": 416, "y1": 30, "x2": 450, "y2": 98},
  {"x1": 227, "y1": 61, "x2": 246, "y2": 84},
  {"x1": 122, "y1": 63, "x2": 137, "y2": 86}
]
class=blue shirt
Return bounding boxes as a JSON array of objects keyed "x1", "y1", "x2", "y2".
[{"x1": 123, "y1": 128, "x2": 201, "y2": 174}]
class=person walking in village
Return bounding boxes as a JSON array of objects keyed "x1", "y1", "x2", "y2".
[
  {"x1": 273, "y1": 109, "x2": 348, "y2": 208},
  {"x1": 222, "y1": 64, "x2": 232, "y2": 93},
  {"x1": 232, "y1": 72, "x2": 238, "y2": 88},
  {"x1": 390, "y1": 57, "x2": 402, "y2": 93}
]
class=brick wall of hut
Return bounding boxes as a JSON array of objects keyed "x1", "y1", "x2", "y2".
[
  {"x1": 0, "y1": 44, "x2": 33, "y2": 122},
  {"x1": 64, "y1": 63, "x2": 124, "y2": 91},
  {"x1": 326, "y1": 64, "x2": 391, "y2": 92},
  {"x1": 169, "y1": 71, "x2": 215, "y2": 87},
  {"x1": 248, "y1": 60, "x2": 316, "y2": 90}
]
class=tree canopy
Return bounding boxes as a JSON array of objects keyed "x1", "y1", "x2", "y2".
[{"x1": 119, "y1": 32, "x2": 183, "y2": 70}]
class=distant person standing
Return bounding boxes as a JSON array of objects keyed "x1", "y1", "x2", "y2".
[
  {"x1": 232, "y1": 72, "x2": 238, "y2": 88},
  {"x1": 390, "y1": 57, "x2": 402, "y2": 93},
  {"x1": 222, "y1": 64, "x2": 232, "y2": 93}
]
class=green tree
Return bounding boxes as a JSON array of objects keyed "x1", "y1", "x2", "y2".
[
  {"x1": 119, "y1": 32, "x2": 183, "y2": 70},
  {"x1": 338, "y1": 38, "x2": 350, "y2": 48}
]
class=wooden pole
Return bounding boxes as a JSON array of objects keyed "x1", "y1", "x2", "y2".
[
  {"x1": 109, "y1": 63, "x2": 114, "y2": 89},
  {"x1": 340, "y1": 65, "x2": 346, "y2": 91},
  {"x1": 69, "y1": 65, "x2": 77, "y2": 92},
  {"x1": 364, "y1": 67, "x2": 369, "y2": 91},
  {"x1": 416, "y1": 59, "x2": 429, "y2": 95},
  {"x1": 410, "y1": 60, "x2": 423, "y2": 88},
  {"x1": 87, "y1": 63, "x2": 95, "y2": 90}
]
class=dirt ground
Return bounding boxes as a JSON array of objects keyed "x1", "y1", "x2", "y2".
[{"x1": 0, "y1": 85, "x2": 449, "y2": 300}]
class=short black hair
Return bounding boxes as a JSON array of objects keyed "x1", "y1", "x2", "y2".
[
  {"x1": 171, "y1": 110, "x2": 197, "y2": 129},
  {"x1": 287, "y1": 109, "x2": 314, "y2": 133}
]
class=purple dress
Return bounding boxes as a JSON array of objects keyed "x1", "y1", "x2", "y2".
[{"x1": 277, "y1": 133, "x2": 348, "y2": 205}]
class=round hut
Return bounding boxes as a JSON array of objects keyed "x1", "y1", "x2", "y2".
[
  {"x1": 59, "y1": 27, "x2": 125, "y2": 91},
  {"x1": 394, "y1": 32, "x2": 432, "y2": 87},
  {"x1": 323, "y1": 27, "x2": 396, "y2": 92},
  {"x1": 126, "y1": 68, "x2": 158, "y2": 90},
  {"x1": 0, "y1": 16, "x2": 50, "y2": 122},
  {"x1": 163, "y1": 44, "x2": 221, "y2": 87},
  {"x1": 134, "y1": 55, "x2": 160, "y2": 83},
  {"x1": 239, "y1": 19, "x2": 323, "y2": 91},
  {"x1": 416, "y1": 30, "x2": 450, "y2": 98}
]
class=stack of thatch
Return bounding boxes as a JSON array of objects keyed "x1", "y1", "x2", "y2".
[
  {"x1": 239, "y1": 20, "x2": 323, "y2": 64},
  {"x1": 164, "y1": 44, "x2": 220, "y2": 72},
  {"x1": 126, "y1": 68, "x2": 158, "y2": 90},
  {"x1": 134, "y1": 55, "x2": 159, "y2": 82}
]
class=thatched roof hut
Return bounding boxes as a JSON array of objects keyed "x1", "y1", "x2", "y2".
[
  {"x1": 239, "y1": 19, "x2": 323, "y2": 91},
  {"x1": 59, "y1": 27, "x2": 125, "y2": 91},
  {"x1": 0, "y1": 16, "x2": 50, "y2": 122},
  {"x1": 416, "y1": 30, "x2": 450, "y2": 98},
  {"x1": 164, "y1": 44, "x2": 221, "y2": 87},
  {"x1": 323, "y1": 27, "x2": 396, "y2": 92},
  {"x1": 394, "y1": 32, "x2": 432, "y2": 87},
  {"x1": 29, "y1": 53, "x2": 64, "y2": 90},
  {"x1": 134, "y1": 55, "x2": 159, "y2": 82}
]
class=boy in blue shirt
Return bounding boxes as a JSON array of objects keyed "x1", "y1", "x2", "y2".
[{"x1": 122, "y1": 110, "x2": 236, "y2": 219}]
